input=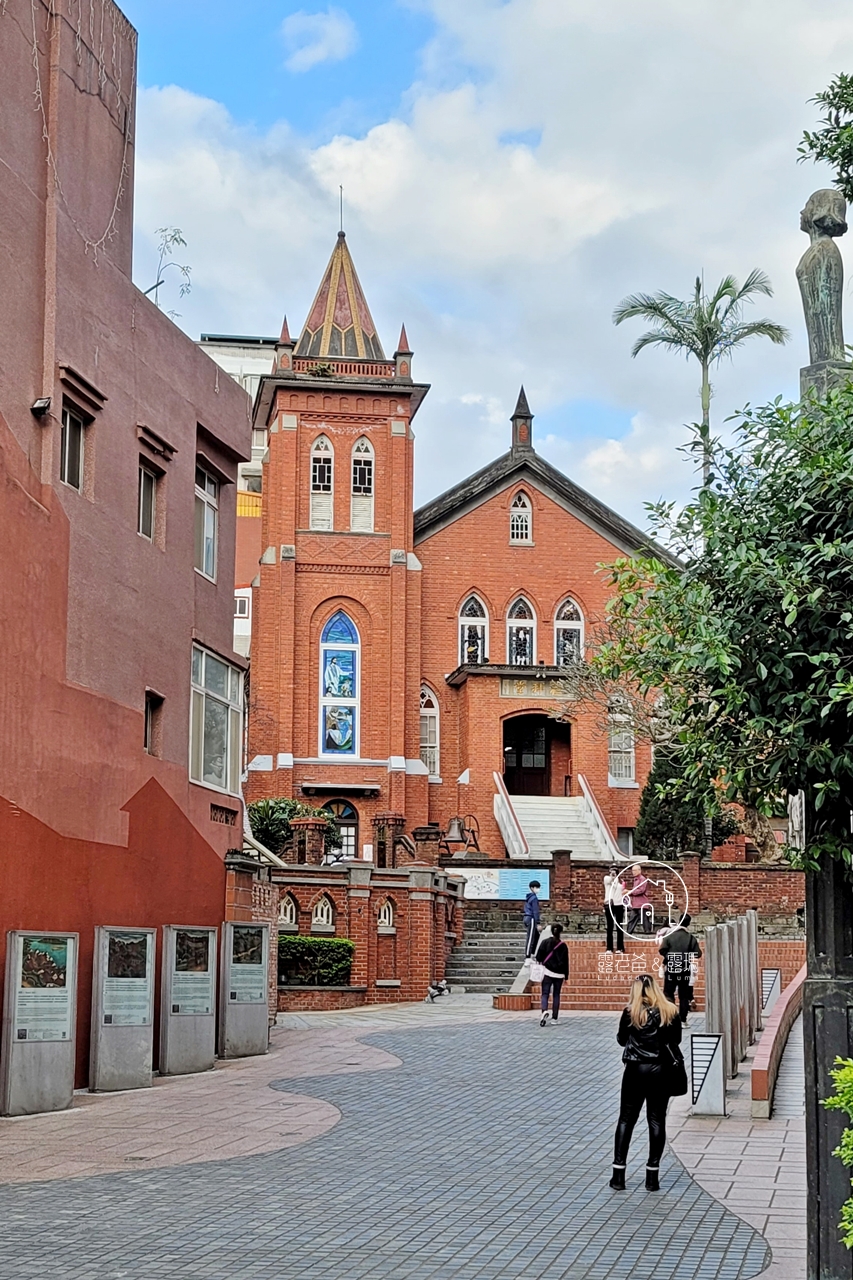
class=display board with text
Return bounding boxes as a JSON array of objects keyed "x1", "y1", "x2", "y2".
[
  {"x1": 90, "y1": 926, "x2": 156, "y2": 1092},
  {"x1": 159, "y1": 925, "x2": 217, "y2": 1076},
  {"x1": 1, "y1": 931, "x2": 79, "y2": 1116},
  {"x1": 218, "y1": 922, "x2": 270, "y2": 1059}
]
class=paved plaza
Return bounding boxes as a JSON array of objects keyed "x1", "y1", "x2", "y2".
[{"x1": 0, "y1": 998, "x2": 804, "y2": 1279}]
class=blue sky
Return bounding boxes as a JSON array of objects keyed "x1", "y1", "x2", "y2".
[{"x1": 127, "y1": 0, "x2": 848, "y2": 518}]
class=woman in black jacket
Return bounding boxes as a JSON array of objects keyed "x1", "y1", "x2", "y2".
[
  {"x1": 534, "y1": 923, "x2": 569, "y2": 1026},
  {"x1": 609, "y1": 972, "x2": 682, "y2": 1192}
]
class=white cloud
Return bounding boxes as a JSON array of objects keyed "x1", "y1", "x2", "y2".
[
  {"x1": 133, "y1": 0, "x2": 853, "y2": 526},
  {"x1": 281, "y1": 7, "x2": 358, "y2": 73}
]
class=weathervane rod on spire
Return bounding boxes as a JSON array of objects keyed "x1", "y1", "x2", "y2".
[{"x1": 340, "y1": 185, "x2": 344, "y2": 234}]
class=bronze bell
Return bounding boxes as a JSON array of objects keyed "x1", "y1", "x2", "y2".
[{"x1": 445, "y1": 815, "x2": 466, "y2": 843}]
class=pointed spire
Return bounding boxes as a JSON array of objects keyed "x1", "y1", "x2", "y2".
[
  {"x1": 279, "y1": 314, "x2": 291, "y2": 344},
  {"x1": 396, "y1": 323, "x2": 411, "y2": 354},
  {"x1": 394, "y1": 323, "x2": 413, "y2": 380},
  {"x1": 295, "y1": 231, "x2": 386, "y2": 360},
  {"x1": 275, "y1": 313, "x2": 295, "y2": 372},
  {"x1": 511, "y1": 385, "x2": 533, "y2": 452}
]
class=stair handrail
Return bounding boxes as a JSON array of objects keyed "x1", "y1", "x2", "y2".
[
  {"x1": 492, "y1": 770, "x2": 530, "y2": 858},
  {"x1": 577, "y1": 773, "x2": 630, "y2": 862}
]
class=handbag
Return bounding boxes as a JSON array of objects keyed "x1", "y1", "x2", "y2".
[
  {"x1": 663, "y1": 1042, "x2": 688, "y2": 1096},
  {"x1": 530, "y1": 943, "x2": 561, "y2": 985}
]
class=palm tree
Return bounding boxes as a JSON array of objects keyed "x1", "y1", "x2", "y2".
[{"x1": 613, "y1": 271, "x2": 790, "y2": 484}]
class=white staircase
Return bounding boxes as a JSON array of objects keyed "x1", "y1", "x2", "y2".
[{"x1": 492, "y1": 771, "x2": 626, "y2": 862}]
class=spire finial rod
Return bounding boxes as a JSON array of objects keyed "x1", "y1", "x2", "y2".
[{"x1": 340, "y1": 185, "x2": 344, "y2": 234}]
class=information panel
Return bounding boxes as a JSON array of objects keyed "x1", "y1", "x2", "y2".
[
  {"x1": 102, "y1": 931, "x2": 153, "y2": 1027},
  {"x1": 228, "y1": 925, "x2": 267, "y2": 1004},
  {"x1": 14, "y1": 935, "x2": 75, "y2": 1043},
  {"x1": 171, "y1": 929, "x2": 215, "y2": 1015}
]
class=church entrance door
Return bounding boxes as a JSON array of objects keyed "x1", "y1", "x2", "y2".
[{"x1": 502, "y1": 714, "x2": 551, "y2": 795}]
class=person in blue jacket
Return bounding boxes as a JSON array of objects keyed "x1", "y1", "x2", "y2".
[{"x1": 523, "y1": 880, "x2": 541, "y2": 957}]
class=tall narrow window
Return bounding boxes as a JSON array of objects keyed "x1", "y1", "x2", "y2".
[
  {"x1": 319, "y1": 610, "x2": 359, "y2": 757},
  {"x1": 459, "y1": 595, "x2": 488, "y2": 666},
  {"x1": 190, "y1": 645, "x2": 243, "y2": 794},
  {"x1": 138, "y1": 464, "x2": 156, "y2": 540},
  {"x1": 60, "y1": 406, "x2": 85, "y2": 491},
  {"x1": 419, "y1": 686, "x2": 440, "y2": 778},
  {"x1": 509, "y1": 491, "x2": 532, "y2": 543},
  {"x1": 322, "y1": 799, "x2": 358, "y2": 859},
  {"x1": 311, "y1": 894, "x2": 335, "y2": 931},
  {"x1": 507, "y1": 597, "x2": 536, "y2": 666},
  {"x1": 279, "y1": 893, "x2": 298, "y2": 931},
  {"x1": 555, "y1": 598, "x2": 584, "y2": 665},
  {"x1": 608, "y1": 714, "x2": 636, "y2": 784},
  {"x1": 194, "y1": 466, "x2": 218, "y2": 580},
  {"x1": 310, "y1": 435, "x2": 334, "y2": 530},
  {"x1": 351, "y1": 437, "x2": 374, "y2": 532},
  {"x1": 143, "y1": 690, "x2": 163, "y2": 756}
]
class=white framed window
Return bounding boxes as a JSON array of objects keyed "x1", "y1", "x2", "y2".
[
  {"x1": 351, "y1": 437, "x2": 374, "y2": 532},
  {"x1": 138, "y1": 464, "x2": 157, "y2": 540},
  {"x1": 310, "y1": 434, "x2": 334, "y2": 530},
  {"x1": 322, "y1": 799, "x2": 358, "y2": 860},
  {"x1": 378, "y1": 899, "x2": 395, "y2": 930},
  {"x1": 279, "y1": 894, "x2": 298, "y2": 929},
  {"x1": 312, "y1": 895, "x2": 335, "y2": 930},
  {"x1": 507, "y1": 596, "x2": 536, "y2": 666},
  {"x1": 60, "y1": 406, "x2": 85, "y2": 491},
  {"x1": 194, "y1": 465, "x2": 218, "y2": 580},
  {"x1": 319, "y1": 610, "x2": 359, "y2": 757},
  {"x1": 555, "y1": 598, "x2": 584, "y2": 665},
  {"x1": 190, "y1": 644, "x2": 243, "y2": 794},
  {"x1": 459, "y1": 594, "x2": 488, "y2": 665},
  {"x1": 419, "y1": 686, "x2": 440, "y2": 778},
  {"x1": 509, "y1": 491, "x2": 532, "y2": 543},
  {"x1": 234, "y1": 595, "x2": 250, "y2": 619},
  {"x1": 608, "y1": 715, "x2": 636, "y2": 785}
]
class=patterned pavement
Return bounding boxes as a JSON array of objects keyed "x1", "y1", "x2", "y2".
[{"x1": 0, "y1": 1012, "x2": 771, "y2": 1280}]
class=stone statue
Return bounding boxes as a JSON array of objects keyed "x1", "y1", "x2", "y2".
[{"x1": 797, "y1": 189, "x2": 848, "y2": 375}]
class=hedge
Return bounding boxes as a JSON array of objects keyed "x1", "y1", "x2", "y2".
[{"x1": 278, "y1": 935, "x2": 355, "y2": 987}]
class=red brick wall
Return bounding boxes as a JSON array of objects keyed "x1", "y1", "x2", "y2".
[{"x1": 278, "y1": 987, "x2": 367, "y2": 1012}]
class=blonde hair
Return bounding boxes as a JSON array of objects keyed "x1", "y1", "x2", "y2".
[{"x1": 627, "y1": 973, "x2": 677, "y2": 1027}]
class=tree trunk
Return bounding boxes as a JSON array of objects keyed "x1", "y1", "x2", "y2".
[{"x1": 700, "y1": 360, "x2": 711, "y2": 486}]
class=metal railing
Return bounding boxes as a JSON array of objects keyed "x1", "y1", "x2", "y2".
[
  {"x1": 577, "y1": 773, "x2": 628, "y2": 862},
  {"x1": 492, "y1": 771, "x2": 530, "y2": 859}
]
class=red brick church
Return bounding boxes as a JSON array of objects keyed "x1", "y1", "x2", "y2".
[{"x1": 240, "y1": 231, "x2": 658, "y2": 868}]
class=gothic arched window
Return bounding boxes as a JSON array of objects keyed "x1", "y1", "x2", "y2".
[
  {"x1": 555, "y1": 598, "x2": 584, "y2": 665},
  {"x1": 351, "y1": 437, "x2": 374, "y2": 532},
  {"x1": 311, "y1": 894, "x2": 335, "y2": 931},
  {"x1": 310, "y1": 435, "x2": 334, "y2": 530},
  {"x1": 459, "y1": 595, "x2": 488, "y2": 666},
  {"x1": 319, "y1": 610, "x2": 359, "y2": 757},
  {"x1": 509, "y1": 491, "x2": 532, "y2": 543},
  {"x1": 278, "y1": 893, "x2": 298, "y2": 931},
  {"x1": 507, "y1": 597, "x2": 536, "y2": 666},
  {"x1": 378, "y1": 899, "x2": 395, "y2": 930},
  {"x1": 322, "y1": 799, "x2": 359, "y2": 860},
  {"x1": 419, "y1": 685, "x2": 440, "y2": 778}
]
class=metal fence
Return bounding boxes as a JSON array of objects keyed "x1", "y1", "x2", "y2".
[{"x1": 703, "y1": 910, "x2": 761, "y2": 1078}]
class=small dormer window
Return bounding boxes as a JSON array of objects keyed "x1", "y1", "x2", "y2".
[{"x1": 509, "y1": 492, "x2": 532, "y2": 543}]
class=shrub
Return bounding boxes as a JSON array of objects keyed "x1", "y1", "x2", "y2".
[
  {"x1": 248, "y1": 798, "x2": 342, "y2": 858},
  {"x1": 822, "y1": 1057, "x2": 853, "y2": 1247},
  {"x1": 634, "y1": 749, "x2": 739, "y2": 860},
  {"x1": 278, "y1": 935, "x2": 354, "y2": 987}
]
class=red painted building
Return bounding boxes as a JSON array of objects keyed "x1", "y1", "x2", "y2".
[
  {"x1": 241, "y1": 234, "x2": 660, "y2": 864},
  {"x1": 0, "y1": 0, "x2": 251, "y2": 1081}
]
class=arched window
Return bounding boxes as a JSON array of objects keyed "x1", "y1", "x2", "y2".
[
  {"x1": 311, "y1": 894, "x2": 335, "y2": 931},
  {"x1": 351, "y1": 437, "x2": 374, "y2": 532},
  {"x1": 555, "y1": 598, "x2": 584, "y2": 665},
  {"x1": 509, "y1": 491, "x2": 532, "y2": 544},
  {"x1": 507, "y1": 597, "x2": 536, "y2": 666},
  {"x1": 319, "y1": 610, "x2": 359, "y2": 757},
  {"x1": 278, "y1": 893, "x2": 298, "y2": 931},
  {"x1": 459, "y1": 595, "x2": 488, "y2": 666},
  {"x1": 378, "y1": 899, "x2": 395, "y2": 930},
  {"x1": 419, "y1": 686, "x2": 440, "y2": 778},
  {"x1": 322, "y1": 799, "x2": 359, "y2": 860},
  {"x1": 310, "y1": 435, "x2": 334, "y2": 530}
]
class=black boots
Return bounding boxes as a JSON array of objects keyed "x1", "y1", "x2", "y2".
[
  {"x1": 645, "y1": 1166, "x2": 660, "y2": 1192},
  {"x1": 608, "y1": 1166, "x2": 626, "y2": 1190}
]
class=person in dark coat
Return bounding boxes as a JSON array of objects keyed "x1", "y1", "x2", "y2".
[
  {"x1": 534, "y1": 923, "x2": 569, "y2": 1026},
  {"x1": 523, "y1": 881, "x2": 541, "y2": 957},
  {"x1": 659, "y1": 914, "x2": 702, "y2": 1024},
  {"x1": 609, "y1": 973, "x2": 682, "y2": 1192}
]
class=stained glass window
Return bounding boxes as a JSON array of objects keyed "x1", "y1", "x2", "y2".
[
  {"x1": 320, "y1": 610, "x2": 359, "y2": 756},
  {"x1": 459, "y1": 595, "x2": 488, "y2": 665},
  {"x1": 555, "y1": 598, "x2": 584, "y2": 665},
  {"x1": 507, "y1": 597, "x2": 535, "y2": 666}
]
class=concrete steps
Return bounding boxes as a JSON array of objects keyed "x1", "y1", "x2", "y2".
[
  {"x1": 509, "y1": 795, "x2": 605, "y2": 861},
  {"x1": 445, "y1": 931, "x2": 527, "y2": 994}
]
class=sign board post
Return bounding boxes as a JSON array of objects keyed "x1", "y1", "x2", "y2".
[
  {"x1": 218, "y1": 922, "x2": 270, "y2": 1059},
  {"x1": 1, "y1": 931, "x2": 79, "y2": 1116},
  {"x1": 159, "y1": 926, "x2": 217, "y2": 1076},
  {"x1": 90, "y1": 927, "x2": 156, "y2": 1092}
]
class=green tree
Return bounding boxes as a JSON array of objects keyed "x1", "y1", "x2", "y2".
[
  {"x1": 593, "y1": 385, "x2": 853, "y2": 872},
  {"x1": 634, "y1": 750, "x2": 738, "y2": 860},
  {"x1": 247, "y1": 798, "x2": 342, "y2": 859},
  {"x1": 613, "y1": 273, "x2": 789, "y2": 484},
  {"x1": 799, "y1": 74, "x2": 853, "y2": 201}
]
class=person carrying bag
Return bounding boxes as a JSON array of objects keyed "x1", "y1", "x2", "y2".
[{"x1": 532, "y1": 923, "x2": 569, "y2": 1026}]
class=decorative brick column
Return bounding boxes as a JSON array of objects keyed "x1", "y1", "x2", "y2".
[
  {"x1": 551, "y1": 849, "x2": 572, "y2": 913},
  {"x1": 680, "y1": 850, "x2": 701, "y2": 915},
  {"x1": 372, "y1": 811, "x2": 406, "y2": 868},
  {"x1": 412, "y1": 825, "x2": 442, "y2": 865},
  {"x1": 346, "y1": 862, "x2": 372, "y2": 988},
  {"x1": 290, "y1": 816, "x2": 327, "y2": 865}
]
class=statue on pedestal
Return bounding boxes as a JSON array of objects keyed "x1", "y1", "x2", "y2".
[{"x1": 797, "y1": 188, "x2": 852, "y2": 395}]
